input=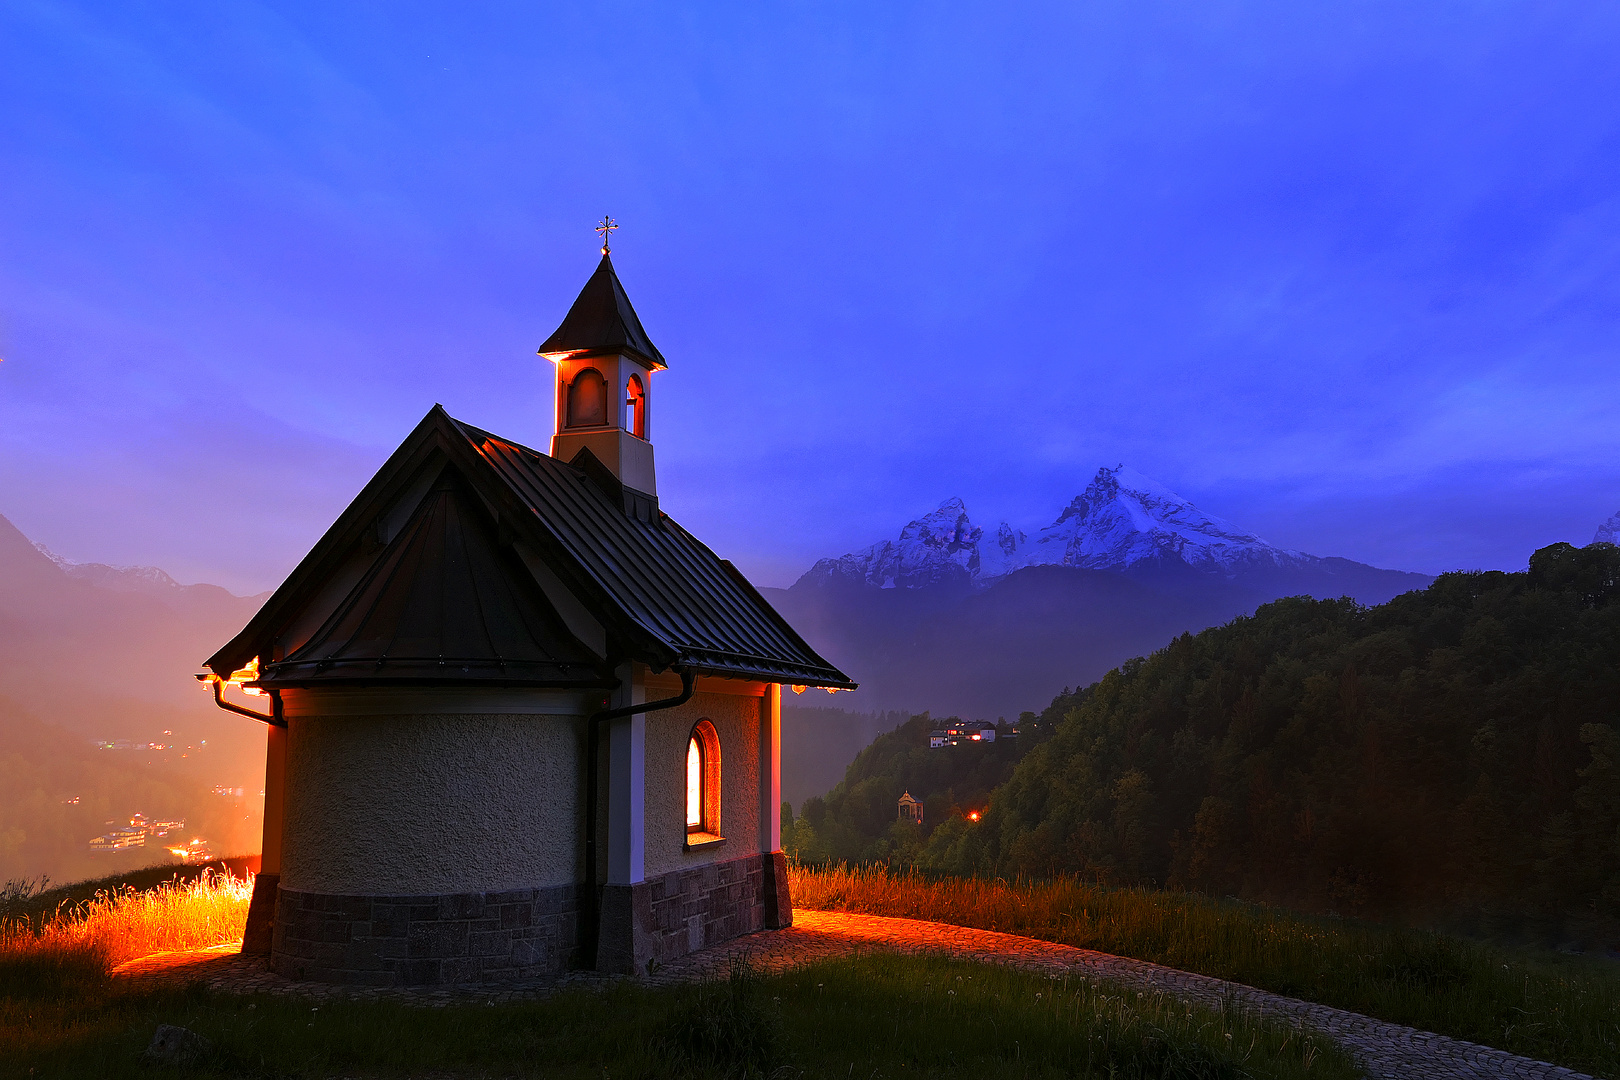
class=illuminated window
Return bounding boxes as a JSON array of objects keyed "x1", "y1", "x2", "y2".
[
  {"x1": 686, "y1": 736, "x2": 702, "y2": 831},
  {"x1": 566, "y1": 368, "x2": 608, "y2": 428},
  {"x1": 686, "y1": 719, "x2": 721, "y2": 839},
  {"x1": 626, "y1": 374, "x2": 646, "y2": 438}
]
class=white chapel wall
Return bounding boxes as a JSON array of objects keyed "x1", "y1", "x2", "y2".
[
  {"x1": 642, "y1": 689, "x2": 762, "y2": 880},
  {"x1": 278, "y1": 705, "x2": 585, "y2": 896}
]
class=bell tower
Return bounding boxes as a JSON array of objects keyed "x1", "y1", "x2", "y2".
[{"x1": 540, "y1": 239, "x2": 666, "y2": 497}]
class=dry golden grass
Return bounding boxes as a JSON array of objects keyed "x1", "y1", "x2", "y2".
[{"x1": 0, "y1": 868, "x2": 251, "y2": 970}]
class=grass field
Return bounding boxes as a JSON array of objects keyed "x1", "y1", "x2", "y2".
[
  {"x1": 0, "y1": 867, "x2": 1354, "y2": 1078},
  {"x1": 791, "y1": 863, "x2": 1620, "y2": 1078},
  {"x1": 2, "y1": 950, "x2": 1353, "y2": 1080},
  {"x1": 11, "y1": 862, "x2": 1620, "y2": 1076}
]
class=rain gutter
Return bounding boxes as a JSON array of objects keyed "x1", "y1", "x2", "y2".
[{"x1": 197, "y1": 673, "x2": 286, "y2": 728}]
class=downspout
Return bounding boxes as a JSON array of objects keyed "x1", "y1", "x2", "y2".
[
  {"x1": 581, "y1": 667, "x2": 695, "y2": 968},
  {"x1": 197, "y1": 672, "x2": 284, "y2": 956},
  {"x1": 199, "y1": 673, "x2": 285, "y2": 727}
]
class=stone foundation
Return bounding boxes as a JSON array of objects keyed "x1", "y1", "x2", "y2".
[
  {"x1": 597, "y1": 852, "x2": 791, "y2": 974},
  {"x1": 270, "y1": 883, "x2": 578, "y2": 986},
  {"x1": 262, "y1": 853, "x2": 790, "y2": 984},
  {"x1": 242, "y1": 873, "x2": 279, "y2": 956}
]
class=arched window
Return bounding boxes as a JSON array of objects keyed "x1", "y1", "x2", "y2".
[
  {"x1": 625, "y1": 374, "x2": 646, "y2": 439},
  {"x1": 686, "y1": 719, "x2": 721, "y2": 840},
  {"x1": 566, "y1": 368, "x2": 608, "y2": 428}
]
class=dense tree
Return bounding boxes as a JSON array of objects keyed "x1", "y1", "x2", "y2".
[{"x1": 918, "y1": 543, "x2": 1620, "y2": 946}]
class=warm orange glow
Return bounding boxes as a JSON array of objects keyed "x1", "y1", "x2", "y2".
[
  {"x1": 791, "y1": 685, "x2": 807, "y2": 695},
  {"x1": 625, "y1": 373, "x2": 646, "y2": 438},
  {"x1": 567, "y1": 367, "x2": 609, "y2": 427},
  {"x1": 0, "y1": 870, "x2": 251, "y2": 969},
  {"x1": 968, "y1": 811, "x2": 980, "y2": 821},
  {"x1": 686, "y1": 736, "x2": 702, "y2": 829}
]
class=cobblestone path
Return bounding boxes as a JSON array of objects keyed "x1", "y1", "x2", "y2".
[{"x1": 113, "y1": 909, "x2": 1597, "y2": 1080}]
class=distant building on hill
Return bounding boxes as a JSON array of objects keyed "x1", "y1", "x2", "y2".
[
  {"x1": 897, "y1": 790, "x2": 923, "y2": 824},
  {"x1": 928, "y1": 719, "x2": 996, "y2": 747}
]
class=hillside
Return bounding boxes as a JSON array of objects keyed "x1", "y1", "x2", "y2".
[
  {"x1": 0, "y1": 514, "x2": 267, "y2": 744},
  {"x1": 780, "y1": 704, "x2": 913, "y2": 809},
  {"x1": 917, "y1": 540, "x2": 1620, "y2": 945},
  {"x1": 784, "y1": 696, "x2": 1072, "y2": 866},
  {"x1": 0, "y1": 697, "x2": 260, "y2": 882},
  {"x1": 0, "y1": 513, "x2": 269, "y2": 880}
]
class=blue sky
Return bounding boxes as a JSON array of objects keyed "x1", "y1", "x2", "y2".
[{"x1": 2, "y1": 1, "x2": 1618, "y2": 592}]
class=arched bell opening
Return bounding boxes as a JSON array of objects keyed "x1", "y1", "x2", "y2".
[
  {"x1": 566, "y1": 368, "x2": 608, "y2": 428},
  {"x1": 625, "y1": 374, "x2": 647, "y2": 439}
]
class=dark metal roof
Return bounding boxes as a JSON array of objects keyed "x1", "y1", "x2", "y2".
[
  {"x1": 261, "y1": 471, "x2": 606, "y2": 688},
  {"x1": 537, "y1": 254, "x2": 668, "y2": 370},
  {"x1": 205, "y1": 407, "x2": 855, "y2": 691},
  {"x1": 449, "y1": 415, "x2": 855, "y2": 688}
]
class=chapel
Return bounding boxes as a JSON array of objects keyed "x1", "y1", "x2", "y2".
[{"x1": 202, "y1": 245, "x2": 854, "y2": 986}]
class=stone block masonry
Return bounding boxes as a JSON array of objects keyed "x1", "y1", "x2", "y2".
[
  {"x1": 271, "y1": 884, "x2": 578, "y2": 986},
  {"x1": 597, "y1": 852, "x2": 789, "y2": 974}
]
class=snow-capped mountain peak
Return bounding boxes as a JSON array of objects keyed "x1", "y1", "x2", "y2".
[
  {"x1": 796, "y1": 466, "x2": 1307, "y2": 590},
  {"x1": 1025, "y1": 465, "x2": 1297, "y2": 575},
  {"x1": 33, "y1": 541, "x2": 184, "y2": 593},
  {"x1": 802, "y1": 497, "x2": 984, "y2": 589}
]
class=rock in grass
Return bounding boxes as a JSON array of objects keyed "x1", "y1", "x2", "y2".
[{"x1": 142, "y1": 1024, "x2": 211, "y2": 1066}]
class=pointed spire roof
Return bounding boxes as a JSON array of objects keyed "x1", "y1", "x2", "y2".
[
  {"x1": 265, "y1": 469, "x2": 602, "y2": 686},
  {"x1": 538, "y1": 254, "x2": 668, "y2": 370}
]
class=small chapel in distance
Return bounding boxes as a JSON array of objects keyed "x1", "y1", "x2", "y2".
[{"x1": 203, "y1": 242, "x2": 854, "y2": 987}]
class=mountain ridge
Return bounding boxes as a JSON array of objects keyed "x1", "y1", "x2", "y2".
[
  {"x1": 32, "y1": 539, "x2": 268, "y2": 606},
  {"x1": 771, "y1": 467, "x2": 1433, "y2": 720},
  {"x1": 796, "y1": 465, "x2": 1413, "y2": 592}
]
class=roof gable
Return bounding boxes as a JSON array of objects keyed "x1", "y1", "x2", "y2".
[
  {"x1": 265, "y1": 469, "x2": 604, "y2": 687},
  {"x1": 537, "y1": 254, "x2": 668, "y2": 370},
  {"x1": 207, "y1": 406, "x2": 854, "y2": 690}
]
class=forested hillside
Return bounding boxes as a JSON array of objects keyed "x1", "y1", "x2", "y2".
[
  {"x1": 918, "y1": 542, "x2": 1620, "y2": 945},
  {"x1": 784, "y1": 699, "x2": 1071, "y2": 866},
  {"x1": 0, "y1": 698, "x2": 259, "y2": 882}
]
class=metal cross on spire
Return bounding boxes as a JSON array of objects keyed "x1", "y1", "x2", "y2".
[{"x1": 596, "y1": 215, "x2": 618, "y2": 254}]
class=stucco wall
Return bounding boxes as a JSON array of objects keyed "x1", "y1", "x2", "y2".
[
  {"x1": 643, "y1": 690, "x2": 762, "y2": 878},
  {"x1": 280, "y1": 712, "x2": 584, "y2": 895}
]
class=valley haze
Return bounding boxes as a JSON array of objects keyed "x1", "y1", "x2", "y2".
[{"x1": 1, "y1": 462, "x2": 1439, "y2": 878}]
